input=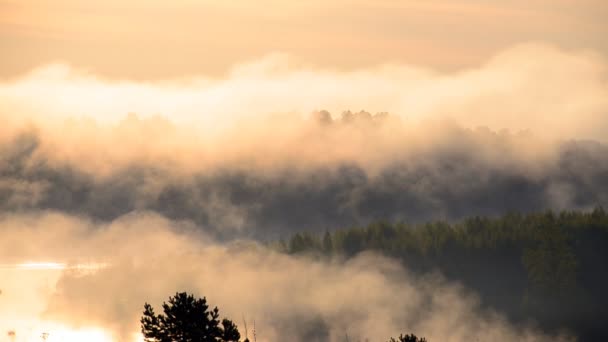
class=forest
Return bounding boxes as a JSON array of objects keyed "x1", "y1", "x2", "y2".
[{"x1": 277, "y1": 208, "x2": 608, "y2": 340}]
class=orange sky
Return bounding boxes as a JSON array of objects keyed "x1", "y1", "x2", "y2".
[{"x1": 1, "y1": 0, "x2": 606, "y2": 80}]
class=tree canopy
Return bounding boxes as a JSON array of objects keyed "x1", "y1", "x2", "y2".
[{"x1": 141, "y1": 292, "x2": 243, "y2": 342}]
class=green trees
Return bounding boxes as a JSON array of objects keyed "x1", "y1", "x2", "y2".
[
  {"x1": 280, "y1": 208, "x2": 608, "y2": 340},
  {"x1": 141, "y1": 292, "x2": 243, "y2": 342},
  {"x1": 322, "y1": 231, "x2": 333, "y2": 254}
]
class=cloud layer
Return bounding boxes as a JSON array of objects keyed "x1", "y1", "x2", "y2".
[
  {"x1": 1, "y1": 43, "x2": 607, "y2": 140},
  {"x1": 0, "y1": 114, "x2": 607, "y2": 238}
]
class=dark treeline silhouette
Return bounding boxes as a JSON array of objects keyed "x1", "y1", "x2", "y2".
[{"x1": 278, "y1": 208, "x2": 608, "y2": 340}]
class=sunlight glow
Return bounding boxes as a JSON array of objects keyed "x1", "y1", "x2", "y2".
[
  {"x1": 15, "y1": 262, "x2": 66, "y2": 270},
  {"x1": 0, "y1": 262, "x2": 110, "y2": 271},
  {"x1": 2, "y1": 321, "x2": 116, "y2": 342},
  {"x1": 44, "y1": 327, "x2": 112, "y2": 342}
]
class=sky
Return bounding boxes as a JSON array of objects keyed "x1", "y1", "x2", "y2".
[{"x1": 1, "y1": 0, "x2": 607, "y2": 80}]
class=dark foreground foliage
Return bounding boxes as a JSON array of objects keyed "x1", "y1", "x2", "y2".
[
  {"x1": 141, "y1": 292, "x2": 424, "y2": 342},
  {"x1": 141, "y1": 292, "x2": 244, "y2": 342},
  {"x1": 279, "y1": 208, "x2": 608, "y2": 340}
]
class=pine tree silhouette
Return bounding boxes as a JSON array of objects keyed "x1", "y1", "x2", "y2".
[{"x1": 141, "y1": 292, "x2": 241, "y2": 342}]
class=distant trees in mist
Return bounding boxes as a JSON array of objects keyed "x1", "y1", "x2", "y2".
[
  {"x1": 312, "y1": 109, "x2": 391, "y2": 126},
  {"x1": 387, "y1": 334, "x2": 427, "y2": 342},
  {"x1": 4, "y1": 117, "x2": 607, "y2": 241},
  {"x1": 278, "y1": 208, "x2": 608, "y2": 340}
]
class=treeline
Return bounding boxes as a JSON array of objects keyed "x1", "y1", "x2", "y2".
[{"x1": 275, "y1": 208, "x2": 608, "y2": 340}]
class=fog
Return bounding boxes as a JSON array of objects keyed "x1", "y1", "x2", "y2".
[
  {"x1": 1, "y1": 43, "x2": 607, "y2": 341},
  {"x1": 1, "y1": 43, "x2": 606, "y2": 141},
  {"x1": 0, "y1": 212, "x2": 573, "y2": 342},
  {"x1": 0, "y1": 113, "x2": 607, "y2": 238}
]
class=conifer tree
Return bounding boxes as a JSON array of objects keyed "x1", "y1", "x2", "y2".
[{"x1": 141, "y1": 292, "x2": 241, "y2": 342}]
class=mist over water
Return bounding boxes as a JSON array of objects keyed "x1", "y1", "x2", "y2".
[{"x1": 0, "y1": 212, "x2": 575, "y2": 342}]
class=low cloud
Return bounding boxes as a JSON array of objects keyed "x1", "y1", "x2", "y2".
[
  {"x1": 0, "y1": 122, "x2": 606, "y2": 237},
  {"x1": 0, "y1": 212, "x2": 573, "y2": 342},
  {"x1": 1, "y1": 43, "x2": 607, "y2": 141}
]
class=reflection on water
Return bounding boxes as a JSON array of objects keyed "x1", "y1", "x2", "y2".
[
  {"x1": 0, "y1": 262, "x2": 131, "y2": 342},
  {"x1": 4, "y1": 263, "x2": 66, "y2": 271},
  {"x1": 0, "y1": 262, "x2": 109, "y2": 271},
  {"x1": 2, "y1": 322, "x2": 112, "y2": 342}
]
